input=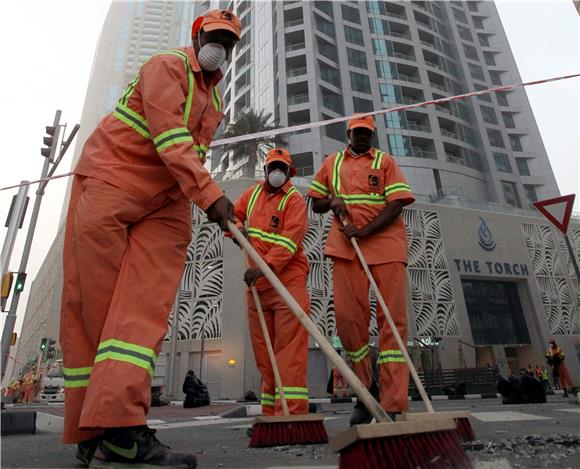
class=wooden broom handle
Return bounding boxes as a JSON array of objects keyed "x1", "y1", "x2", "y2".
[
  {"x1": 229, "y1": 222, "x2": 390, "y2": 423},
  {"x1": 342, "y1": 219, "x2": 435, "y2": 413},
  {"x1": 249, "y1": 285, "x2": 290, "y2": 416}
]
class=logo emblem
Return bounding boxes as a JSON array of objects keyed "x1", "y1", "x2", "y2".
[
  {"x1": 102, "y1": 440, "x2": 138, "y2": 460},
  {"x1": 270, "y1": 216, "x2": 280, "y2": 229},
  {"x1": 478, "y1": 217, "x2": 496, "y2": 252},
  {"x1": 368, "y1": 175, "x2": 379, "y2": 187},
  {"x1": 221, "y1": 11, "x2": 234, "y2": 21}
]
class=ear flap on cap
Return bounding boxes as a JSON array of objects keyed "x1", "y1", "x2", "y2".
[{"x1": 191, "y1": 17, "x2": 204, "y2": 40}]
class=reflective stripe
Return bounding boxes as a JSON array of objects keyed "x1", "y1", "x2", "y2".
[
  {"x1": 276, "y1": 386, "x2": 309, "y2": 400},
  {"x1": 193, "y1": 144, "x2": 209, "y2": 160},
  {"x1": 113, "y1": 104, "x2": 151, "y2": 139},
  {"x1": 331, "y1": 151, "x2": 345, "y2": 195},
  {"x1": 63, "y1": 366, "x2": 93, "y2": 388},
  {"x1": 120, "y1": 75, "x2": 140, "y2": 106},
  {"x1": 310, "y1": 180, "x2": 329, "y2": 196},
  {"x1": 211, "y1": 87, "x2": 222, "y2": 112},
  {"x1": 372, "y1": 150, "x2": 385, "y2": 170},
  {"x1": 95, "y1": 339, "x2": 157, "y2": 377},
  {"x1": 378, "y1": 349, "x2": 406, "y2": 364},
  {"x1": 246, "y1": 184, "x2": 263, "y2": 221},
  {"x1": 261, "y1": 393, "x2": 275, "y2": 406},
  {"x1": 153, "y1": 127, "x2": 193, "y2": 152},
  {"x1": 340, "y1": 193, "x2": 386, "y2": 205},
  {"x1": 346, "y1": 344, "x2": 369, "y2": 363},
  {"x1": 277, "y1": 187, "x2": 299, "y2": 210},
  {"x1": 384, "y1": 182, "x2": 412, "y2": 197},
  {"x1": 247, "y1": 228, "x2": 297, "y2": 254}
]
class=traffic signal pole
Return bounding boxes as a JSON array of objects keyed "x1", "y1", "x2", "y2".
[{"x1": 1, "y1": 110, "x2": 78, "y2": 379}]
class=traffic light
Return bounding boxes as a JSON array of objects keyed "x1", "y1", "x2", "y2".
[
  {"x1": 40, "y1": 337, "x2": 48, "y2": 352},
  {"x1": 1, "y1": 272, "x2": 13, "y2": 311},
  {"x1": 14, "y1": 272, "x2": 27, "y2": 294},
  {"x1": 40, "y1": 124, "x2": 61, "y2": 161},
  {"x1": 46, "y1": 339, "x2": 57, "y2": 360}
]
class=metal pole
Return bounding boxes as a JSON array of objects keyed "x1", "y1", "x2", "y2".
[
  {"x1": 1, "y1": 183, "x2": 29, "y2": 278},
  {"x1": 1, "y1": 111, "x2": 65, "y2": 379},
  {"x1": 564, "y1": 234, "x2": 580, "y2": 282},
  {"x1": 199, "y1": 330, "x2": 205, "y2": 379},
  {"x1": 166, "y1": 290, "x2": 180, "y2": 399}
]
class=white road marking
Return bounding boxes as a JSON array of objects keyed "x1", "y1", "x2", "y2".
[
  {"x1": 146, "y1": 419, "x2": 166, "y2": 425},
  {"x1": 556, "y1": 408, "x2": 580, "y2": 414},
  {"x1": 150, "y1": 417, "x2": 254, "y2": 430},
  {"x1": 193, "y1": 415, "x2": 223, "y2": 420},
  {"x1": 471, "y1": 411, "x2": 551, "y2": 422},
  {"x1": 474, "y1": 458, "x2": 512, "y2": 469}
]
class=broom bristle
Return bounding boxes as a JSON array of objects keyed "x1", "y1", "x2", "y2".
[
  {"x1": 339, "y1": 429, "x2": 472, "y2": 469},
  {"x1": 249, "y1": 420, "x2": 329, "y2": 448},
  {"x1": 455, "y1": 417, "x2": 475, "y2": 442}
]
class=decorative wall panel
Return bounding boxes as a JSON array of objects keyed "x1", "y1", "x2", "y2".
[{"x1": 522, "y1": 224, "x2": 579, "y2": 335}]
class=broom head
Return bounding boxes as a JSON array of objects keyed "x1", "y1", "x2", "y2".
[
  {"x1": 331, "y1": 418, "x2": 472, "y2": 469},
  {"x1": 400, "y1": 411, "x2": 475, "y2": 441},
  {"x1": 249, "y1": 414, "x2": 329, "y2": 448}
]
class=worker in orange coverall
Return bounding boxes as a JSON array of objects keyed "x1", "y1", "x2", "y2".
[
  {"x1": 546, "y1": 338, "x2": 575, "y2": 397},
  {"x1": 233, "y1": 149, "x2": 310, "y2": 418},
  {"x1": 308, "y1": 115, "x2": 415, "y2": 426},
  {"x1": 60, "y1": 10, "x2": 241, "y2": 468}
]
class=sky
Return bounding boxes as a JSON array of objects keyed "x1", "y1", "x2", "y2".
[{"x1": 0, "y1": 0, "x2": 579, "y2": 339}]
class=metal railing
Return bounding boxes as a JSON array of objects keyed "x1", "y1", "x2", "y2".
[
  {"x1": 398, "y1": 74, "x2": 421, "y2": 83},
  {"x1": 412, "y1": 148, "x2": 436, "y2": 159},
  {"x1": 406, "y1": 122, "x2": 431, "y2": 132},
  {"x1": 392, "y1": 52, "x2": 415, "y2": 61},
  {"x1": 288, "y1": 94, "x2": 309, "y2": 105},
  {"x1": 284, "y1": 18, "x2": 304, "y2": 28},
  {"x1": 286, "y1": 42, "x2": 305, "y2": 51},
  {"x1": 287, "y1": 67, "x2": 307, "y2": 77},
  {"x1": 441, "y1": 129, "x2": 458, "y2": 138},
  {"x1": 390, "y1": 32, "x2": 411, "y2": 40}
]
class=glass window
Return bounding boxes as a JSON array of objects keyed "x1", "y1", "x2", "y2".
[
  {"x1": 379, "y1": 83, "x2": 401, "y2": 105},
  {"x1": 473, "y1": 16, "x2": 485, "y2": 29},
  {"x1": 368, "y1": 17, "x2": 386, "y2": 35},
  {"x1": 509, "y1": 134, "x2": 523, "y2": 152},
  {"x1": 517, "y1": 158, "x2": 531, "y2": 176},
  {"x1": 474, "y1": 83, "x2": 492, "y2": 102},
  {"x1": 524, "y1": 185, "x2": 537, "y2": 203},
  {"x1": 372, "y1": 38, "x2": 391, "y2": 56},
  {"x1": 323, "y1": 113, "x2": 347, "y2": 141},
  {"x1": 319, "y1": 60, "x2": 341, "y2": 87},
  {"x1": 484, "y1": 52, "x2": 496, "y2": 66},
  {"x1": 341, "y1": 4, "x2": 361, "y2": 24},
  {"x1": 490, "y1": 71, "x2": 502, "y2": 86},
  {"x1": 469, "y1": 63, "x2": 485, "y2": 82},
  {"x1": 366, "y1": 0, "x2": 386, "y2": 16},
  {"x1": 384, "y1": 111, "x2": 406, "y2": 129},
  {"x1": 353, "y1": 97, "x2": 374, "y2": 112},
  {"x1": 501, "y1": 180, "x2": 521, "y2": 207},
  {"x1": 463, "y1": 43, "x2": 479, "y2": 61},
  {"x1": 480, "y1": 105, "x2": 498, "y2": 124},
  {"x1": 350, "y1": 71, "x2": 371, "y2": 94},
  {"x1": 317, "y1": 36, "x2": 338, "y2": 62},
  {"x1": 344, "y1": 25, "x2": 365, "y2": 46},
  {"x1": 376, "y1": 60, "x2": 397, "y2": 79},
  {"x1": 315, "y1": 13, "x2": 336, "y2": 39},
  {"x1": 321, "y1": 86, "x2": 344, "y2": 114},
  {"x1": 347, "y1": 48, "x2": 368, "y2": 69},
  {"x1": 502, "y1": 112, "x2": 515, "y2": 128},
  {"x1": 457, "y1": 26, "x2": 473, "y2": 42},
  {"x1": 452, "y1": 8, "x2": 468, "y2": 24},
  {"x1": 496, "y1": 93, "x2": 509, "y2": 107},
  {"x1": 493, "y1": 152, "x2": 512, "y2": 173},
  {"x1": 487, "y1": 128, "x2": 505, "y2": 148},
  {"x1": 478, "y1": 34, "x2": 490, "y2": 47},
  {"x1": 292, "y1": 152, "x2": 314, "y2": 176},
  {"x1": 388, "y1": 134, "x2": 412, "y2": 157},
  {"x1": 314, "y1": 1, "x2": 333, "y2": 16}
]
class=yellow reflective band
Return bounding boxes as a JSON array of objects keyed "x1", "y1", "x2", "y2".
[
  {"x1": 372, "y1": 150, "x2": 385, "y2": 170},
  {"x1": 247, "y1": 228, "x2": 297, "y2": 254},
  {"x1": 153, "y1": 127, "x2": 193, "y2": 152},
  {"x1": 332, "y1": 152, "x2": 345, "y2": 195},
  {"x1": 246, "y1": 184, "x2": 263, "y2": 221},
  {"x1": 63, "y1": 366, "x2": 93, "y2": 388},
  {"x1": 212, "y1": 87, "x2": 222, "y2": 112},
  {"x1": 378, "y1": 349, "x2": 406, "y2": 364},
  {"x1": 277, "y1": 187, "x2": 299, "y2": 210},
  {"x1": 261, "y1": 393, "x2": 275, "y2": 405},
  {"x1": 120, "y1": 75, "x2": 140, "y2": 106},
  {"x1": 96, "y1": 339, "x2": 157, "y2": 377},
  {"x1": 340, "y1": 193, "x2": 386, "y2": 205},
  {"x1": 113, "y1": 104, "x2": 150, "y2": 139},
  {"x1": 346, "y1": 344, "x2": 369, "y2": 363},
  {"x1": 384, "y1": 183, "x2": 412, "y2": 197},
  {"x1": 310, "y1": 180, "x2": 329, "y2": 196}
]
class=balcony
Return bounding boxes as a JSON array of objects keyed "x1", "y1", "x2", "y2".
[
  {"x1": 288, "y1": 67, "x2": 307, "y2": 77},
  {"x1": 406, "y1": 122, "x2": 431, "y2": 132},
  {"x1": 288, "y1": 93, "x2": 309, "y2": 105},
  {"x1": 284, "y1": 18, "x2": 304, "y2": 28},
  {"x1": 398, "y1": 74, "x2": 421, "y2": 84},
  {"x1": 392, "y1": 52, "x2": 415, "y2": 61},
  {"x1": 441, "y1": 129, "x2": 458, "y2": 139},
  {"x1": 286, "y1": 42, "x2": 305, "y2": 52},
  {"x1": 429, "y1": 81, "x2": 448, "y2": 92},
  {"x1": 390, "y1": 31, "x2": 412, "y2": 41},
  {"x1": 412, "y1": 148, "x2": 436, "y2": 159}
]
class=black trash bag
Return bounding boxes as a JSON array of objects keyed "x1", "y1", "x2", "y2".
[
  {"x1": 243, "y1": 390, "x2": 258, "y2": 402},
  {"x1": 497, "y1": 374, "x2": 546, "y2": 404},
  {"x1": 520, "y1": 375, "x2": 546, "y2": 404},
  {"x1": 182, "y1": 369, "x2": 210, "y2": 408}
]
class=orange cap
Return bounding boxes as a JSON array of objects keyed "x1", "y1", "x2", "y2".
[
  {"x1": 347, "y1": 114, "x2": 375, "y2": 132},
  {"x1": 266, "y1": 148, "x2": 296, "y2": 176},
  {"x1": 191, "y1": 9, "x2": 241, "y2": 40}
]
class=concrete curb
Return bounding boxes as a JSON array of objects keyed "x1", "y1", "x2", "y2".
[{"x1": 1, "y1": 410, "x2": 37, "y2": 435}]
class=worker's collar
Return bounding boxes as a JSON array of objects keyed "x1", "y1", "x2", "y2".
[
  {"x1": 185, "y1": 46, "x2": 223, "y2": 86},
  {"x1": 345, "y1": 145, "x2": 376, "y2": 159},
  {"x1": 261, "y1": 179, "x2": 294, "y2": 195}
]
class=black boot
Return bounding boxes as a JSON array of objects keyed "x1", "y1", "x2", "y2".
[
  {"x1": 349, "y1": 380, "x2": 379, "y2": 427},
  {"x1": 91, "y1": 426, "x2": 196, "y2": 468},
  {"x1": 76, "y1": 436, "x2": 101, "y2": 467}
]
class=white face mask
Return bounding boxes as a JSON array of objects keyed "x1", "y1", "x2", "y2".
[
  {"x1": 197, "y1": 33, "x2": 226, "y2": 71},
  {"x1": 267, "y1": 169, "x2": 287, "y2": 188}
]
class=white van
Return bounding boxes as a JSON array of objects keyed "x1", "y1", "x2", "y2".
[{"x1": 40, "y1": 359, "x2": 64, "y2": 403}]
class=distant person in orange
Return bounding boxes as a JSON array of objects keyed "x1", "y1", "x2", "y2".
[
  {"x1": 232, "y1": 148, "x2": 310, "y2": 417},
  {"x1": 308, "y1": 115, "x2": 415, "y2": 425},
  {"x1": 546, "y1": 339, "x2": 575, "y2": 397},
  {"x1": 59, "y1": 9, "x2": 241, "y2": 468}
]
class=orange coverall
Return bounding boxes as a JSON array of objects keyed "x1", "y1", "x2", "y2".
[
  {"x1": 308, "y1": 147, "x2": 415, "y2": 413},
  {"x1": 547, "y1": 347, "x2": 575, "y2": 389},
  {"x1": 61, "y1": 46, "x2": 225, "y2": 443},
  {"x1": 234, "y1": 181, "x2": 310, "y2": 415}
]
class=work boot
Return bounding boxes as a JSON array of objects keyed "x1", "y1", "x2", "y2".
[
  {"x1": 76, "y1": 436, "x2": 101, "y2": 467},
  {"x1": 90, "y1": 426, "x2": 197, "y2": 468},
  {"x1": 349, "y1": 380, "x2": 379, "y2": 427}
]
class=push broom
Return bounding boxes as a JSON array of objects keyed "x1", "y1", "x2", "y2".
[
  {"x1": 246, "y1": 281, "x2": 328, "y2": 447},
  {"x1": 341, "y1": 217, "x2": 475, "y2": 442},
  {"x1": 230, "y1": 223, "x2": 470, "y2": 468}
]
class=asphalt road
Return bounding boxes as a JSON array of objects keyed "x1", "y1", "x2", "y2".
[{"x1": 2, "y1": 395, "x2": 578, "y2": 468}]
